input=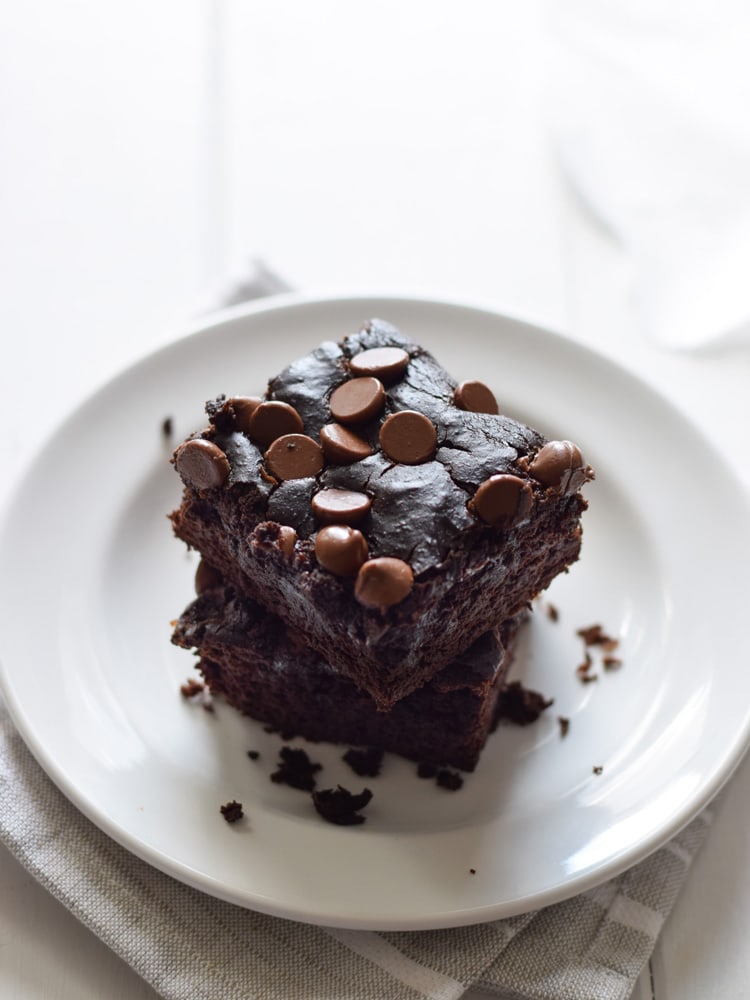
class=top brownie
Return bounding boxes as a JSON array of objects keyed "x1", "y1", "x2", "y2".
[{"x1": 170, "y1": 319, "x2": 593, "y2": 709}]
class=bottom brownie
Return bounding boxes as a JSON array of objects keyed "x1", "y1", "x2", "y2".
[{"x1": 172, "y1": 585, "x2": 526, "y2": 771}]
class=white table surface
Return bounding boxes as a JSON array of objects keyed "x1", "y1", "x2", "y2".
[{"x1": 2, "y1": 3, "x2": 750, "y2": 998}]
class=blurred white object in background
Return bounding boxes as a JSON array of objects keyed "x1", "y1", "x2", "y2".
[{"x1": 548, "y1": 0, "x2": 750, "y2": 350}]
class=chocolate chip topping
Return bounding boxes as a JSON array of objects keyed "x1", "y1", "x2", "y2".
[
  {"x1": 248, "y1": 400, "x2": 304, "y2": 447},
  {"x1": 349, "y1": 346, "x2": 410, "y2": 383},
  {"x1": 264, "y1": 434, "x2": 325, "y2": 481},
  {"x1": 329, "y1": 377, "x2": 386, "y2": 424},
  {"x1": 354, "y1": 557, "x2": 414, "y2": 610},
  {"x1": 311, "y1": 488, "x2": 371, "y2": 525},
  {"x1": 194, "y1": 558, "x2": 223, "y2": 594},
  {"x1": 453, "y1": 380, "x2": 499, "y2": 415},
  {"x1": 277, "y1": 525, "x2": 297, "y2": 558},
  {"x1": 470, "y1": 474, "x2": 533, "y2": 528},
  {"x1": 174, "y1": 439, "x2": 231, "y2": 490},
  {"x1": 379, "y1": 411, "x2": 437, "y2": 464},
  {"x1": 528, "y1": 440, "x2": 587, "y2": 493},
  {"x1": 315, "y1": 525, "x2": 369, "y2": 576},
  {"x1": 178, "y1": 324, "x2": 580, "y2": 593},
  {"x1": 226, "y1": 395, "x2": 262, "y2": 433},
  {"x1": 319, "y1": 423, "x2": 373, "y2": 464}
]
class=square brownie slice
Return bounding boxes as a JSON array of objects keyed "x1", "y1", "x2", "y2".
[
  {"x1": 172, "y1": 583, "x2": 526, "y2": 772},
  {"x1": 169, "y1": 319, "x2": 592, "y2": 709}
]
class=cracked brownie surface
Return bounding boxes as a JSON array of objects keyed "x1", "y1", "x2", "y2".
[{"x1": 169, "y1": 319, "x2": 592, "y2": 708}]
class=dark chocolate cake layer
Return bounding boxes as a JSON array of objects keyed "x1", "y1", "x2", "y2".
[
  {"x1": 172, "y1": 585, "x2": 526, "y2": 771},
  {"x1": 170, "y1": 319, "x2": 592, "y2": 709}
]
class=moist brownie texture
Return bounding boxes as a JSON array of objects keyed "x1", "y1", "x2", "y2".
[
  {"x1": 172, "y1": 584, "x2": 526, "y2": 771},
  {"x1": 170, "y1": 319, "x2": 593, "y2": 709}
]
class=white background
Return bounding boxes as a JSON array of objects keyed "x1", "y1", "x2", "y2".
[{"x1": 2, "y1": 2, "x2": 750, "y2": 997}]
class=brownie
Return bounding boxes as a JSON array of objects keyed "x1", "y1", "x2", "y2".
[
  {"x1": 172, "y1": 584, "x2": 526, "y2": 772},
  {"x1": 169, "y1": 319, "x2": 592, "y2": 709}
]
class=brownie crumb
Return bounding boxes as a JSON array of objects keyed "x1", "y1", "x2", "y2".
[
  {"x1": 497, "y1": 681, "x2": 553, "y2": 725},
  {"x1": 162, "y1": 416, "x2": 173, "y2": 438},
  {"x1": 220, "y1": 800, "x2": 244, "y2": 823},
  {"x1": 558, "y1": 716, "x2": 570, "y2": 737},
  {"x1": 436, "y1": 769, "x2": 464, "y2": 791},
  {"x1": 593, "y1": 765, "x2": 603, "y2": 775},
  {"x1": 343, "y1": 747, "x2": 384, "y2": 777},
  {"x1": 180, "y1": 678, "x2": 205, "y2": 698},
  {"x1": 271, "y1": 746, "x2": 322, "y2": 791},
  {"x1": 312, "y1": 785, "x2": 373, "y2": 825},
  {"x1": 603, "y1": 656, "x2": 623, "y2": 671},
  {"x1": 577, "y1": 624, "x2": 619, "y2": 652},
  {"x1": 546, "y1": 603, "x2": 559, "y2": 622},
  {"x1": 576, "y1": 653, "x2": 597, "y2": 683},
  {"x1": 417, "y1": 762, "x2": 438, "y2": 779},
  {"x1": 180, "y1": 677, "x2": 214, "y2": 711},
  {"x1": 246, "y1": 750, "x2": 260, "y2": 761}
]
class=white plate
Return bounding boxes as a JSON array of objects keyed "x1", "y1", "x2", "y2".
[{"x1": 2, "y1": 294, "x2": 750, "y2": 930}]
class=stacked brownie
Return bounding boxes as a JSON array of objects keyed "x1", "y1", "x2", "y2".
[{"x1": 169, "y1": 320, "x2": 593, "y2": 770}]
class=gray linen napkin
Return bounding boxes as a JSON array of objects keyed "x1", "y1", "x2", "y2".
[
  {"x1": 0, "y1": 696, "x2": 714, "y2": 1000},
  {"x1": 0, "y1": 265, "x2": 717, "y2": 998}
]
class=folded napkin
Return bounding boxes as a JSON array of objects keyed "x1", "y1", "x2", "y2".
[
  {"x1": 548, "y1": 0, "x2": 750, "y2": 350},
  {"x1": 0, "y1": 696, "x2": 714, "y2": 1000}
]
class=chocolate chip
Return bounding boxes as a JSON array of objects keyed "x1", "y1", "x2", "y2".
[
  {"x1": 378, "y1": 410, "x2": 437, "y2": 464},
  {"x1": 354, "y1": 557, "x2": 414, "y2": 610},
  {"x1": 248, "y1": 400, "x2": 304, "y2": 447},
  {"x1": 311, "y1": 488, "x2": 371, "y2": 525},
  {"x1": 319, "y1": 423, "x2": 373, "y2": 464},
  {"x1": 470, "y1": 474, "x2": 533, "y2": 527},
  {"x1": 528, "y1": 440, "x2": 586, "y2": 492},
  {"x1": 315, "y1": 525, "x2": 368, "y2": 576},
  {"x1": 194, "y1": 558, "x2": 223, "y2": 594},
  {"x1": 329, "y1": 377, "x2": 386, "y2": 424},
  {"x1": 264, "y1": 434, "x2": 325, "y2": 481},
  {"x1": 349, "y1": 346, "x2": 409, "y2": 383},
  {"x1": 174, "y1": 439, "x2": 230, "y2": 490},
  {"x1": 453, "y1": 380, "x2": 499, "y2": 415},
  {"x1": 277, "y1": 525, "x2": 297, "y2": 558},
  {"x1": 226, "y1": 395, "x2": 262, "y2": 433}
]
